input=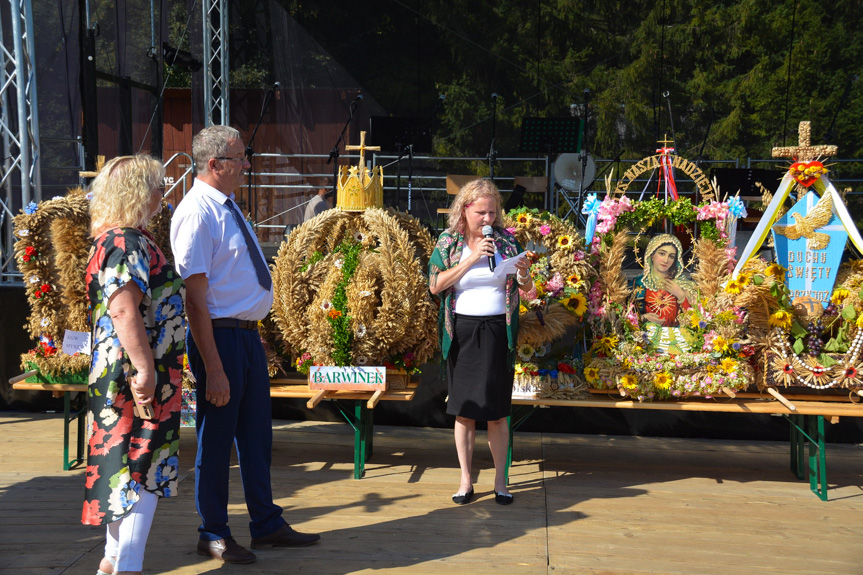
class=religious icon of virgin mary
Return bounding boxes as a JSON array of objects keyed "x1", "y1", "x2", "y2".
[{"x1": 631, "y1": 234, "x2": 698, "y2": 353}]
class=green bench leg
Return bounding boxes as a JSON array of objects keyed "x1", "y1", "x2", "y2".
[
  {"x1": 333, "y1": 400, "x2": 372, "y2": 479},
  {"x1": 789, "y1": 413, "x2": 804, "y2": 479},
  {"x1": 506, "y1": 405, "x2": 539, "y2": 485},
  {"x1": 784, "y1": 413, "x2": 828, "y2": 501},
  {"x1": 63, "y1": 391, "x2": 87, "y2": 471},
  {"x1": 807, "y1": 415, "x2": 828, "y2": 501}
]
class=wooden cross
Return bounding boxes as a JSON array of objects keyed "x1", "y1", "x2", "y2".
[
  {"x1": 771, "y1": 121, "x2": 838, "y2": 161},
  {"x1": 79, "y1": 155, "x2": 106, "y2": 179},
  {"x1": 345, "y1": 131, "x2": 380, "y2": 170}
]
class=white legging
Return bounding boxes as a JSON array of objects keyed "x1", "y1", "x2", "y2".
[{"x1": 104, "y1": 489, "x2": 159, "y2": 573}]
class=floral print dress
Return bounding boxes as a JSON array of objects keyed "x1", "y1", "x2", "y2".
[{"x1": 82, "y1": 228, "x2": 185, "y2": 526}]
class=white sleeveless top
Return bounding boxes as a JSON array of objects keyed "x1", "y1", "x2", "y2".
[{"x1": 454, "y1": 246, "x2": 507, "y2": 316}]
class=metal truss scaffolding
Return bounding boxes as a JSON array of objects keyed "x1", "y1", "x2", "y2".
[
  {"x1": 202, "y1": 0, "x2": 229, "y2": 127},
  {"x1": 0, "y1": 0, "x2": 41, "y2": 285}
]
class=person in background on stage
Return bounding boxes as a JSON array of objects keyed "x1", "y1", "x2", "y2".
[
  {"x1": 83, "y1": 155, "x2": 186, "y2": 575},
  {"x1": 303, "y1": 179, "x2": 331, "y2": 222},
  {"x1": 631, "y1": 233, "x2": 697, "y2": 328},
  {"x1": 429, "y1": 178, "x2": 533, "y2": 506},
  {"x1": 171, "y1": 125, "x2": 320, "y2": 565}
]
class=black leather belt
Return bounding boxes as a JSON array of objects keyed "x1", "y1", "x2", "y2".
[{"x1": 212, "y1": 318, "x2": 258, "y2": 330}]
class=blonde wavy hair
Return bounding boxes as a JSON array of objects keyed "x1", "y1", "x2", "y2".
[
  {"x1": 89, "y1": 155, "x2": 165, "y2": 236},
  {"x1": 447, "y1": 178, "x2": 504, "y2": 232}
]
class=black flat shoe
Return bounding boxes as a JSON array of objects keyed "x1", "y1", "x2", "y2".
[
  {"x1": 494, "y1": 491, "x2": 514, "y2": 505},
  {"x1": 452, "y1": 487, "x2": 474, "y2": 505}
]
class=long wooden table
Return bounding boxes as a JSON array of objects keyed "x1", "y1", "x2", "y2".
[
  {"x1": 509, "y1": 391, "x2": 863, "y2": 501},
  {"x1": 11, "y1": 374, "x2": 419, "y2": 479}
]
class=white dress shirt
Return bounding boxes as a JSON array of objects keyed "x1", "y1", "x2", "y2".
[{"x1": 170, "y1": 179, "x2": 274, "y2": 321}]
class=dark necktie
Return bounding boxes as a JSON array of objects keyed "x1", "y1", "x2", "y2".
[{"x1": 226, "y1": 199, "x2": 272, "y2": 291}]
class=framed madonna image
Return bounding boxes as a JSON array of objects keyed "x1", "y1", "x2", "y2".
[{"x1": 631, "y1": 233, "x2": 698, "y2": 355}]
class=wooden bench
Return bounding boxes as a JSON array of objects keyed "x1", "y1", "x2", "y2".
[
  {"x1": 509, "y1": 391, "x2": 863, "y2": 501},
  {"x1": 11, "y1": 372, "x2": 419, "y2": 479}
]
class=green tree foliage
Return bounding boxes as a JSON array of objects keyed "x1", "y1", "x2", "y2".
[{"x1": 280, "y1": 0, "x2": 862, "y2": 164}]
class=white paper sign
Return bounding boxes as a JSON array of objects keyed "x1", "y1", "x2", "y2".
[
  {"x1": 493, "y1": 251, "x2": 528, "y2": 279},
  {"x1": 62, "y1": 330, "x2": 91, "y2": 355}
]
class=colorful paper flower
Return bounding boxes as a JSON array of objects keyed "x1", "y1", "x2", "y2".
[{"x1": 23, "y1": 202, "x2": 38, "y2": 215}]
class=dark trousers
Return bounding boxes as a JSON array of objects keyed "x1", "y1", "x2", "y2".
[{"x1": 187, "y1": 326, "x2": 285, "y2": 540}]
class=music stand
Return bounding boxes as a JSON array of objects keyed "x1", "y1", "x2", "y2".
[
  {"x1": 370, "y1": 116, "x2": 432, "y2": 153},
  {"x1": 370, "y1": 116, "x2": 433, "y2": 212},
  {"x1": 518, "y1": 117, "x2": 583, "y2": 210}
]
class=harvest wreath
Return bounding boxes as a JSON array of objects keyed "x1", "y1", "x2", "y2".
[
  {"x1": 502, "y1": 208, "x2": 596, "y2": 399},
  {"x1": 582, "y1": 175, "x2": 759, "y2": 401},
  {"x1": 271, "y1": 207, "x2": 437, "y2": 379},
  {"x1": 12, "y1": 192, "x2": 173, "y2": 381}
]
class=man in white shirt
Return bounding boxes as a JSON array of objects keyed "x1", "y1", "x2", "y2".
[
  {"x1": 170, "y1": 125, "x2": 320, "y2": 565},
  {"x1": 302, "y1": 182, "x2": 331, "y2": 222}
]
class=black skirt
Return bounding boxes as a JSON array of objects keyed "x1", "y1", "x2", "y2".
[{"x1": 446, "y1": 313, "x2": 514, "y2": 421}]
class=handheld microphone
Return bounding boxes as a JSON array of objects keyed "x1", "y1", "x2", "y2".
[
  {"x1": 273, "y1": 81, "x2": 280, "y2": 100},
  {"x1": 351, "y1": 94, "x2": 363, "y2": 108},
  {"x1": 481, "y1": 225, "x2": 495, "y2": 272}
]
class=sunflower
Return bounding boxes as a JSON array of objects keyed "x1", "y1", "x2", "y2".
[
  {"x1": 566, "y1": 273, "x2": 580, "y2": 286},
  {"x1": 712, "y1": 336, "x2": 731, "y2": 353},
  {"x1": 517, "y1": 343, "x2": 536, "y2": 361},
  {"x1": 724, "y1": 278, "x2": 743, "y2": 294},
  {"x1": 556, "y1": 235, "x2": 574, "y2": 249},
  {"x1": 562, "y1": 293, "x2": 588, "y2": 317},
  {"x1": 857, "y1": 314, "x2": 863, "y2": 328},
  {"x1": 768, "y1": 309, "x2": 793, "y2": 330},
  {"x1": 720, "y1": 358, "x2": 738, "y2": 373},
  {"x1": 653, "y1": 372, "x2": 672, "y2": 390},
  {"x1": 737, "y1": 272, "x2": 751, "y2": 287},
  {"x1": 619, "y1": 374, "x2": 638, "y2": 389},
  {"x1": 584, "y1": 366, "x2": 599, "y2": 383},
  {"x1": 515, "y1": 213, "x2": 532, "y2": 227},
  {"x1": 765, "y1": 263, "x2": 787, "y2": 280},
  {"x1": 831, "y1": 288, "x2": 851, "y2": 305},
  {"x1": 596, "y1": 335, "x2": 619, "y2": 355}
]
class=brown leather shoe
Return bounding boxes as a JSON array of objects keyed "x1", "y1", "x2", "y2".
[
  {"x1": 196, "y1": 537, "x2": 256, "y2": 564},
  {"x1": 250, "y1": 524, "x2": 321, "y2": 549}
]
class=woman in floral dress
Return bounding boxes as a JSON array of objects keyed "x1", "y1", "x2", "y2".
[{"x1": 83, "y1": 155, "x2": 185, "y2": 575}]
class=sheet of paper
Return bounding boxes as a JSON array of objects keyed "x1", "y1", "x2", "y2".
[
  {"x1": 493, "y1": 251, "x2": 528, "y2": 279},
  {"x1": 62, "y1": 330, "x2": 91, "y2": 356}
]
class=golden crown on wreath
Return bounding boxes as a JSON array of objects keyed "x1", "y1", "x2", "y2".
[{"x1": 337, "y1": 130, "x2": 384, "y2": 211}]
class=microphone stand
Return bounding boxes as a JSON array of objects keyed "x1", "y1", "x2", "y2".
[
  {"x1": 246, "y1": 84, "x2": 278, "y2": 223},
  {"x1": 488, "y1": 93, "x2": 498, "y2": 181},
  {"x1": 327, "y1": 98, "x2": 359, "y2": 207},
  {"x1": 406, "y1": 144, "x2": 414, "y2": 213}
]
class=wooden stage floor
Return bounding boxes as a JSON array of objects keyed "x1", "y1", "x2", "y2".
[{"x1": 1, "y1": 412, "x2": 862, "y2": 574}]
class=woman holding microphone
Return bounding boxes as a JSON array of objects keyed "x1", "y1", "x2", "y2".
[{"x1": 429, "y1": 178, "x2": 533, "y2": 505}]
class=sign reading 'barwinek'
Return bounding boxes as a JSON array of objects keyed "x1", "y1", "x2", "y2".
[{"x1": 308, "y1": 365, "x2": 387, "y2": 391}]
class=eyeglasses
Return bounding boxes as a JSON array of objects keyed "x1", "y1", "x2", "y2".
[{"x1": 214, "y1": 156, "x2": 246, "y2": 163}]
